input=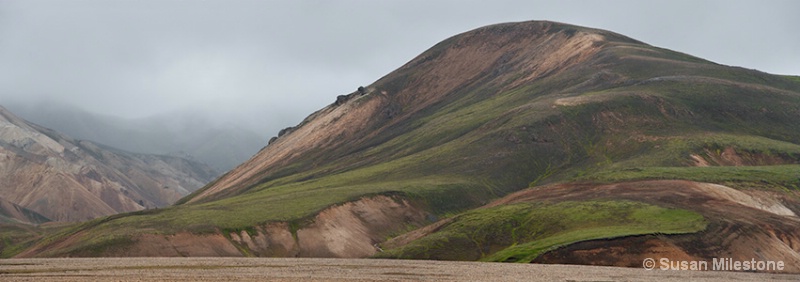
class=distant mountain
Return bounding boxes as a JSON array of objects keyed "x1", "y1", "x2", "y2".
[
  {"x1": 0, "y1": 197, "x2": 49, "y2": 225},
  {"x1": 4, "y1": 102, "x2": 265, "y2": 173},
  {"x1": 0, "y1": 105, "x2": 216, "y2": 222},
  {"x1": 12, "y1": 21, "x2": 800, "y2": 272}
]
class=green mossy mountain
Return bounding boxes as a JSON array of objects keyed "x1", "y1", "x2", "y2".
[{"x1": 13, "y1": 21, "x2": 800, "y2": 266}]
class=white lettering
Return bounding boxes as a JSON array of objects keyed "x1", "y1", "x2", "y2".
[
  {"x1": 696, "y1": 260, "x2": 708, "y2": 271},
  {"x1": 659, "y1": 258, "x2": 670, "y2": 270},
  {"x1": 713, "y1": 258, "x2": 725, "y2": 270},
  {"x1": 655, "y1": 258, "x2": 784, "y2": 271}
]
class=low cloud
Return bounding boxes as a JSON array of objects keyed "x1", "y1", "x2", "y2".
[{"x1": 1, "y1": 0, "x2": 797, "y2": 137}]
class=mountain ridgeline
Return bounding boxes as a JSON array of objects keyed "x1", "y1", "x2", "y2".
[
  {"x1": 3, "y1": 102, "x2": 265, "y2": 173},
  {"x1": 0, "y1": 106, "x2": 217, "y2": 223},
  {"x1": 11, "y1": 21, "x2": 800, "y2": 271}
]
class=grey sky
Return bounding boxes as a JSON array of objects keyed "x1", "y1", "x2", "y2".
[{"x1": 1, "y1": 0, "x2": 798, "y2": 137}]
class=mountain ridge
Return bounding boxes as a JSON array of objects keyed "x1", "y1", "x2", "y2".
[
  {"x1": 0, "y1": 105, "x2": 216, "y2": 222},
  {"x1": 185, "y1": 20, "x2": 652, "y2": 203},
  {"x1": 0, "y1": 197, "x2": 50, "y2": 225},
  {"x1": 3, "y1": 102, "x2": 264, "y2": 173},
  {"x1": 186, "y1": 20, "x2": 799, "y2": 205}
]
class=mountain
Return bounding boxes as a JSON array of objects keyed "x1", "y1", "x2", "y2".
[
  {"x1": 0, "y1": 197, "x2": 49, "y2": 225},
  {"x1": 0, "y1": 105, "x2": 217, "y2": 222},
  {"x1": 3, "y1": 102, "x2": 265, "y2": 173},
  {"x1": 12, "y1": 21, "x2": 800, "y2": 271}
]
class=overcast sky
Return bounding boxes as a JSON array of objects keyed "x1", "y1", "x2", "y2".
[{"x1": 1, "y1": 0, "x2": 798, "y2": 136}]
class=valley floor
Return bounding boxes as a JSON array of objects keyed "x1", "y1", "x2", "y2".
[{"x1": 0, "y1": 257, "x2": 795, "y2": 281}]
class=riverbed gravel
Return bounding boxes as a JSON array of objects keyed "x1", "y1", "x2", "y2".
[{"x1": 1, "y1": 257, "x2": 796, "y2": 281}]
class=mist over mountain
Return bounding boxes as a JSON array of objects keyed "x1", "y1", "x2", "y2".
[
  {"x1": 0, "y1": 105, "x2": 217, "y2": 222},
  {"x1": 3, "y1": 101, "x2": 265, "y2": 173}
]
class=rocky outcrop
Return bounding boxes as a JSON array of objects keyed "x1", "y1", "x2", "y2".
[{"x1": 335, "y1": 94, "x2": 351, "y2": 106}]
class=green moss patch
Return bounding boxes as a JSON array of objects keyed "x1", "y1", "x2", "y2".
[{"x1": 377, "y1": 200, "x2": 706, "y2": 262}]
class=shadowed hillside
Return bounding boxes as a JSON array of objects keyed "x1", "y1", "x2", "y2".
[{"x1": 0, "y1": 197, "x2": 49, "y2": 225}]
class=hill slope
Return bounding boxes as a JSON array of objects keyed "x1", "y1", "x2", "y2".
[
  {"x1": 187, "y1": 20, "x2": 800, "y2": 204},
  {"x1": 0, "y1": 106, "x2": 217, "y2": 222},
  {"x1": 13, "y1": 21, "x2": 800, "y2": 270},
  {"x1": 378, "y1": 180, "x2": 800, "y2": 272}
]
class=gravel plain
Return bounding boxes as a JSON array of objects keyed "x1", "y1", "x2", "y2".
[{"x1": 1, "y1": 257, "x2": 797, "y2": 281}]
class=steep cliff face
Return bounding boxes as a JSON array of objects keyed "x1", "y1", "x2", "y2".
[{"x1": 0, "y1": 106, "x2": 216, "y2": 222}]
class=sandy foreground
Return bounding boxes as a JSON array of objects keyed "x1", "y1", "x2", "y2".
[{"x1": 0, "y1": 258, "x2": 797, "y2": 282}]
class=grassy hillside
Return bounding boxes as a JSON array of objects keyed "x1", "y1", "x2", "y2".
[
  {"x1": 0, "y1": 224, "x2": 35, "y2": 258},
  {"x1": 0, "y1": 223, "x2": 68, "y2": 258},
  {"x1": 784, "y1": 75, "x2": 800, "y2": 83},
  {"x1": 376, "y1": 200, "x2": 706, "y2": 262},
  {"x1": 578, "y1": 165, "x2": 800, "y2": 191},
  {"x1": 14, "y1": 21, "x2": 800, "y2": 259}
]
